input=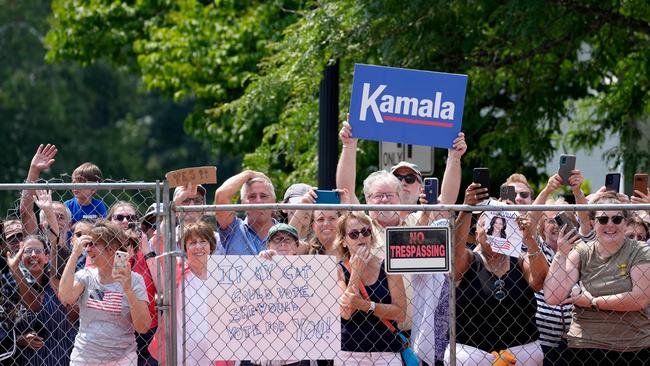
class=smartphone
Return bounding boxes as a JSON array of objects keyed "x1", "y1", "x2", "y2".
[
  {"x1": 554, "y1": 212, "x2": 577, "y2": 234},
  {"x1": 605, "y1": 173, "x2": 621, "y2": 192},
  {"x1": 315, "y1": 190, "x2": 341, "y2": 204},
  {"x1": 424, "y1": 178, "x2": 439, "y2": 204},
  {"x1": 499, "y1": 185, "x2": 516, "y2": 203},
  {"x1": 634, "y1": 173, "x2": 648, "y2": 197},
  {"x1": 473, "y1": 168, "x2": 490, "y2": 192},
  {"x1": 112, "y1": 250, "x2": 129, "y2": 277},
  {"x1": 558, "y1": 154, "x2": 576, "y2": 185}
]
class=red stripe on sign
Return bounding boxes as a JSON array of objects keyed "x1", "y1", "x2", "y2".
[
  {"x1": 87, "y1": 291, "x2": 123, "y2": 313},
  {"x1": 384, "y1": 115, "x2": 454, "y2": 128}
]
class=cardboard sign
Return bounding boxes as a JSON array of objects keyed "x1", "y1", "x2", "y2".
[
  {"x1": 385, "y1": 226, "x2": 451, "y2": 273},
  {"x1": 203, "y1": 255, "x2": 341, "y2": 361},
  {"x1": 165, "y1": 166, "x2": 216, "y2": 187},
  {"x1": 479, "y1": 210, "x2": 523, "y2": 258},
  {"x1": 349, "y1": 64, "x2": 468, "y2": 149}
]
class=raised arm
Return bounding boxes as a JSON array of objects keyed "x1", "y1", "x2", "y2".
[
  {"x1": 568, "y1": 170, "x2": 591, "y2": 236},
  {"x1": 518, "y1": 214, "x2": 549, "y2": 291},
  {"x1": 21, "y1": 144, "x2": 58, "y2": 235},
  {"x1": 58, "y1": 234, "x2": 87, "y2": 305},
  {"x1": 6, "y1": 247, "x2": 43, "y2": 312},
  {"x1": 529, "y1": 174, "x2": 562, "y2": 227},
  {"x1": 439, "y1": 132, "x2": 466, "y2": 204},
  {"x1": 335, "y1": 121, "x2": 360, "y2": 204},
  {"x1": 32, "y1": 190, "x2": 66, "y2": 282},
  {"x1": 213, "y1": 170, "x2": 259, "y2": 229},
  {"x1": 453, "y1": 183, "x2": 489, "y2": 282},
  {"x1": 114, "y1": 263, "x2": 152, "y2": 333},
  {"x1": 544, "y1": 226, "x2": 581, "y2": 305}
]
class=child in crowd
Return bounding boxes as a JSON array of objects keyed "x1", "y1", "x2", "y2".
[{"x1": 65, "y1": 162, "x2": 107, "y2": 224}]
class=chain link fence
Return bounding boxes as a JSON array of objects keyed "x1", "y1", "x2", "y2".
[{"x1": 3, "y1": 182, "x2": 650, "y2": 365}]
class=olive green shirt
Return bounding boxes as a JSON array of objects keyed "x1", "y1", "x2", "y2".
[{"x1": 567, "y1": 238, "x2": 650, "y2": 351}]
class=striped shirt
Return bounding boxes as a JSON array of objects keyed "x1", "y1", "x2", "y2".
[{"x1": 534, "y1": 239, "x2": 573, "y2": 348}]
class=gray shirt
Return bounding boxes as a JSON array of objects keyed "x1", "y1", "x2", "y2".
[{"x1": 70, "y1": 268, "x2": 148, "y2": 363}]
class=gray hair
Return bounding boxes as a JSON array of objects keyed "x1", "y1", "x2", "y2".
[
  {"x1": 363, "y1": 171, "x2": 402, "y2": 202},
  {"x1": 240, "y1": 176, "x2": 276, "y2": 201},
  {"x1": 39, "y1": 201, "x2": 71, "y2": 227}
]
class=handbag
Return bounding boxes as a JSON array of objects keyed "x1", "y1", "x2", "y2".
[{"x1": 344, "y1": 261, "x2": 421, "y2": 366}]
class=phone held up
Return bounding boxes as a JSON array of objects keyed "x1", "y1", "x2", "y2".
[
  {"x1": 424, "y1": 178, "x2": 439, "y2": 204},
  {"x1": 558, "y1": 154, "x2": 576, "y2": 185},
  {"x1": 634, "y1": 173, "x2": 649, "y2": 197},
  {"x1": 605, "y1": 173, "x2": 621, "y2": 193},
  {"x1": 500, "y1": 185, "x2": 516, "y2": 203},
  {"x1": 315, "y1": 190, "x2": 341, "y2": 204},
  {"x1": 473, "y1": 168, "x2": 490, "y2": 193},
  {"x1": 554, "y1": 211, "x2": 577, "y2": 235},
  {"x1": 112, "y1": 250, "x2": 129, "y2": 277}
]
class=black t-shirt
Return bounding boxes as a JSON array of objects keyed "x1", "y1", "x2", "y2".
[{"x1": 456, "y1": 252, "x2": 539, "y2": 352}]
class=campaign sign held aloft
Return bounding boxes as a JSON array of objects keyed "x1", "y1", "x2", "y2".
[{"x1": 349, "y1": 64, "x2": 468, "y2": 149}]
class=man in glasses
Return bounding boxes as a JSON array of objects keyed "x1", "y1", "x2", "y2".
[
  {"x1": 502, "y1": 173, "x2": 535, "y2": 205},
  {"x1": 214, "y1": 170, "x2": 277, "y2": 255}
]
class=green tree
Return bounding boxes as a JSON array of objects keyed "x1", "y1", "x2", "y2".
[{"x1": 46, "y1": 0, "x2": 650, "y2": 197}]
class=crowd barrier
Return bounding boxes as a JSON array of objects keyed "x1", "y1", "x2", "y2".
[{"x1": 2, "y1": 182, "x2": 650, "y2": 365}]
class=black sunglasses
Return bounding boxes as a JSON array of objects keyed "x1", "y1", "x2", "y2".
[
  {"x1": 395, "y1": 174, "x2": 419, "y2": 184},
  {"x1": 112, "y1": 214, "x2": 138, "y2": 222},
  {"x1": 347, "y1": 226, "x2": 372, "y2": 240},
  {"x1": 516, "y1": 191, "x2": 530, "y2": 199},
  {"x1": 595, "y1": 215, "x2": 625, "y2": 225},
  {"x1": 494, "y1": 279, "x2": 507, "y2": 301}
]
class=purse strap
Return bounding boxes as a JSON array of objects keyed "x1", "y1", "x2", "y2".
[{"x1": 343, "y1": 260, "x2": 398, "y2": 334}]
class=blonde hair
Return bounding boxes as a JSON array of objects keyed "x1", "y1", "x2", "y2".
[
  {"x1": 504, "y1": 173, "x2": 534, "y2": 198},
  {"x1": 89, "y1": 220, "x2": 126, "y2": 252}
]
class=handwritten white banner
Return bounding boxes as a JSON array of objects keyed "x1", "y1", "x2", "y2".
[{"x1": 202, "y1": 255, "x2": 341, "y2": 361}]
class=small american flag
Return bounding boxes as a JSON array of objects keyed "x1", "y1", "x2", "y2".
[{"x1": 88, "y1": 290, "x2": 123, "y2": 314}]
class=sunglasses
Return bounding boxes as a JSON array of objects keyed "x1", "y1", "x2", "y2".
[
  {"x1": 83, "y1": 241, "x2": 102, "y2": 248},
  {"x1": 112, "y1": 214, "x2": 138, "y2": 222},
  {"x1": 347, "y1": 226, "x2": 372, "y2": 240},
  {"x1": 270, "y1": 235, "x2": 296, "y2": 246},
  {"x1": 516, "y1": 191, "x2": 530, "y2": 199},
  {"x1": 595, "y1": 215, "x2": 625, "y2": 225},
  {"x1": 24, "y1": 247, "x2": 46, "y2": 255},
  {"x1": 395, "y1": 174, "x2": 419, "y2": 184},
  {"x1": 494, "y1": 279, "x2": 507, "y2": 301},
  {"x1": 181, "y1": 197, "x2": 205, "y2": 205}
]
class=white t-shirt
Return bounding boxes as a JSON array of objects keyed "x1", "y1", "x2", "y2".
[
  {"x1": 177, "y1": 271, "x2": 214, "y2": 366},
  {"x1": 70, "y1": 268, "x2": 148, "y2": 363}
]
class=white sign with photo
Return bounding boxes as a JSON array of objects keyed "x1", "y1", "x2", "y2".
[{"x1": 480, "y1": 207, "x2": 523, "y2": 258}]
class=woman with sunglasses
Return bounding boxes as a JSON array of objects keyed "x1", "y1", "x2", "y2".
[
  {"x1": 336, "y1": 212, "x2": 406, "y2": 365},
  {"x1": 59, "y1": 220, "x2": 151, "y2": 365},
  {"x1": 107, "y1": 201, "x2": 159, "y2": 366},
  {"x1": 545, "y1": 192, "x2": 650, "y2": 364},
  {"x1": 449, "y1": 183, "x2": 548, "y2": 365},
  {"x1": 5, "y1": 235, "x2": 77, "y2": 365}
]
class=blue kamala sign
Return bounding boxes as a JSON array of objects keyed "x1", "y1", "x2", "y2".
[{"x1": 349, "y1": 64, "x2": 468, "y2": 149}]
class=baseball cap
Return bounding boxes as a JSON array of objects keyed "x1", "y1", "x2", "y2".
[
  {"x1": 390, "y1": 161, "x2": 423, "y2": 180},
  {"x1": 3, "y1": 221, "x2": 23, "y2": 241},
  {"x1": 267, "y1": 223, "x2": 299, "y2": 242},
  {"x1": 142, "y1": 203, "x2": 163, "y2": 225},
  {"x1": 282, "y1": 183, "x2": 311, "y2": 203},
  {"x1": 173, "y1": 184, "x2": 207, "y2": 201}
]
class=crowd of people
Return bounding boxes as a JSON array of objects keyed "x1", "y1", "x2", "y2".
[{"x1": 1, "y1": 121, "x2": 650, "y2": 366}]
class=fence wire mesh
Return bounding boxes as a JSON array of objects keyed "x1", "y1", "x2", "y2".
[{"x1": 3, "y1": 182, "x2": 650, "y2": 366}]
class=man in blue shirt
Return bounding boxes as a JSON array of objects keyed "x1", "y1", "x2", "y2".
[{"x1": 213, "y1": 170, "x2": 277, "y2": 255}]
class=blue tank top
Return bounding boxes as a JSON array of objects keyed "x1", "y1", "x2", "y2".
[{"x1": 339, "y1": 261, "x2": 403, "y2": 353}]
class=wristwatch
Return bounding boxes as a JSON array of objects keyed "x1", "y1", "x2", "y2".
[
  {"x1": 368, "y1": 301, "x2": 376, "y2": 313},
  {"x1": 590, "y1": 297, "x2": 599, "y2": 311},
  {"x1": 144, "y1": 251, "x2": 157, "y2": 261}
]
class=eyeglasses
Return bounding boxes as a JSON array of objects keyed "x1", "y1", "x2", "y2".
[
  {"x1": 24, "y1": 248, "x2": 46, "y2": 255},
  {"x1": 112, "y1": 214, "x2": 137, "y2": 222},
  {"x1": 269, "y1": 235, "x2": 296, "y2": 246},
  {"x1": 395, "y1": 174, "x2": 419, "y2": 184},
  {"x1": 55, "y1": 213, "x2": 67, "y2": 221},
  {"x1": 347, "y1": 226, "x2": 372, "y2": 240},
  {"x1": 187, "y1": 240, "x2": 209, "y2": 248},
  {"x1": 370, "y1": 192, "x2": 398, "y2": 201},
  {"x1": 181, "y1": 197, "x2": 205, "y2": 205},
  {"x1": 516, "y1": 191, "x2": 530, "y2": 199},
  {"x1": 595, "y1": 215, "x2": 625, "y2": 225},
  {"x1": 494, "y1": 279, "x2": 507, "y2": 301}
]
